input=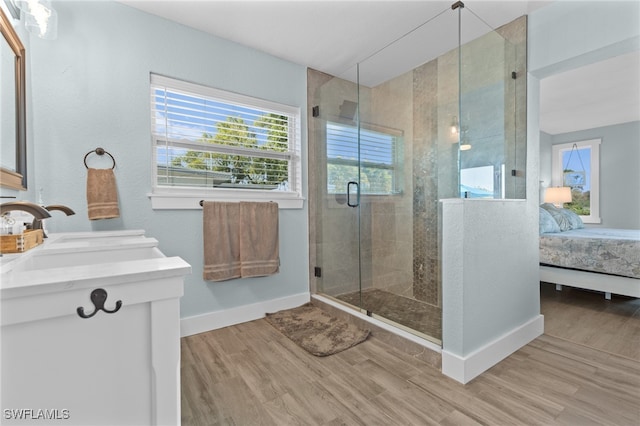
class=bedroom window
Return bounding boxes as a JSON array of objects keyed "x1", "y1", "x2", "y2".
[
  {"x1": 551, "y1": 139, "x2": 601, "y2": 223},
  {"x1": 149, "y1": 74, "x2": 302, "y2": 209},
  {"x1": 326, "y1": 122, "x2": 402, "y2": 195}
]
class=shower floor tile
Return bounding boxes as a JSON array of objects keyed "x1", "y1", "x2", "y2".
[{"x1": 336, "y1": 288, "x2": 442, "y2": 341}]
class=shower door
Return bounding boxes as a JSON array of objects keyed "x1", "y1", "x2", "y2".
[
  {"x1": 309, "y1": 68, "x2": 363, "y2": 306},
  {"x1": 310, "y1": 64, "x2": 442, "y2": 343}
]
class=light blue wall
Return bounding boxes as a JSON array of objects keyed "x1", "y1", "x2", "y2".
[
  {"x1": 542, "y1": 121, "x2": 640, "y2": 229},
  {"x1": 441, "y1": 198, "x2": 540, "y2": 358},
  {"x1": 28, "y1": 1, "x2": 308, "y2": 319}
]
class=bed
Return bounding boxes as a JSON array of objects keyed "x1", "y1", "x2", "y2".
[{"x1": 539, "y1": 206, "x2": 640, "y2": 299}]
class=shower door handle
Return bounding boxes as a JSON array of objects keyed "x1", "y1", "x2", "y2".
[{"x1": 347, "y1": 181, "x2": 359, "y2": 207}]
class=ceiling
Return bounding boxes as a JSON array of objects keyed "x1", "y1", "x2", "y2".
[
  {"x1": 118, "y1": 0, "x2": 638, "y2": 135},
  {"x1": 539, "y1": 50, "x2": 640, "y2": 135}
]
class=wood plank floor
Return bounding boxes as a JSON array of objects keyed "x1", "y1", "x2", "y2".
[
  {"x1": 181, "y1": 316, "x2": 640, "y2": 425},
  {"x1": 540, "y1": 282, "x2": 640, "y2": 361}
]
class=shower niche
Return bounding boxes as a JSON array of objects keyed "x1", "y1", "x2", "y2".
[{"x1": 308, "y1": 4, "x2": 527, "y2": 344}]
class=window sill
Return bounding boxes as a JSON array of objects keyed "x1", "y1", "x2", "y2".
[
  {"x1": 580, "y1": 215, "x2": 601, "y2": 224},
  {"x1": 149, "y1": 188, "x2": 305, "y2": 210}
]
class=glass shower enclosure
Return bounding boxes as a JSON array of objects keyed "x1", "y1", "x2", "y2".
[{"x1": 308, "y1": 3, "x2": 527, "y2": 344}]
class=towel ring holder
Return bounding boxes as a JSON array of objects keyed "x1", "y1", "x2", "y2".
[{"x1": 84, "y1": 147, "x2": 116, "y2": 169}]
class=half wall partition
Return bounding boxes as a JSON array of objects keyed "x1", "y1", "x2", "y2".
[{"x1": 308, "y1": 3, "x2": 527, "y2": 344}]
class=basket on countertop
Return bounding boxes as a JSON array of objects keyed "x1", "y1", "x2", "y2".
[{"x1": 0, "y1": 229, "x2": 44, "y2": 253}]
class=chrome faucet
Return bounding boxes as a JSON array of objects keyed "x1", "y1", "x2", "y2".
[{"x1": 1, "y1": 201, "x2": 52, "y2": 237}]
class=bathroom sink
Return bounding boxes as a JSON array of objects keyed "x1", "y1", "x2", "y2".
[
  {"x1": 4, "y1": 245, "x2": 165, "y2": 273},
  {"x1": 42, "y1": 236, "x2": 159, "y2": 252},
  {"x1": 0, "y1": 253, "x2": 21, "y2": 268},
  {"x1": 0, "y1": 229, "x2": 190, "y2": 302},
  {"x1": 0, "y1": 230, "x2": 163, "y2": 275},
  {"x1": 44, "y1": 229, "x2": 147, "y2": 248}
]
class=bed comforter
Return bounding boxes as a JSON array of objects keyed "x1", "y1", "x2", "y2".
[{"x1": 540, "y1": 228, "x2": 640, "y2": 279}]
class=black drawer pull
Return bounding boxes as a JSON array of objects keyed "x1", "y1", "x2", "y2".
[{"x1": 77, "y1": 288, "x2": 122, "y2": 319}]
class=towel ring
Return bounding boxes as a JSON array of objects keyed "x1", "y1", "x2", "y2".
[{"x1": 84, "y1": 147, "x2": 116, "y2": 169}]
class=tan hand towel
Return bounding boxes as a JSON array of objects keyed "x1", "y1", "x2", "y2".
[
  {"x1": 239, "y1": 201, "x2": 279, "y2": 278},
  {"x1": 86, "y1": 168, "x2": 120, "y2": 220},
  {"x1": 203, "y1": 202, "x2": 242, "y2": 282}
]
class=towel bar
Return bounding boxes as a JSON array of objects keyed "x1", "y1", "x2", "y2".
[{"x1": 199, "y1": 200, "x2": 275, "y2": 207}]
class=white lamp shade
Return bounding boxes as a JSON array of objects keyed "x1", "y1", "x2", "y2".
[{"x1": 544, "y1": 187, "x2": 572, "y2": 206}]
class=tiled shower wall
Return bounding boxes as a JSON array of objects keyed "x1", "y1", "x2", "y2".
[
  {"x1": 411, "y1": 57, "x2": 453, "y2": 306},
  {"x1": 365, "y1": 71, "x2": 414, "y2": 299}
]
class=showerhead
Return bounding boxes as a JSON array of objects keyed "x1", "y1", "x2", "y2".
[{"x1": 339, "y1": 100, "x2": 358, "y2": 120}]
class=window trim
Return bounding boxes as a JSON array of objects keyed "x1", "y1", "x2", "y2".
[
  {"x1": 551, "y1": 138, "x2": 601, "y2": 223},
  {"x1": 148, "y1": 74, "x2": 303, "y2": 209}
]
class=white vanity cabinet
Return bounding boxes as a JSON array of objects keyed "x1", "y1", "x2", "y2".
[{"x1": 1, "y1": 232, "x2": 191, "y2": 425}]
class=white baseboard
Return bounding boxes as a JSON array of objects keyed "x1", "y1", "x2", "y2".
[
  {"x1": 442, "y1": 314, "x2": 544, "y2": 384},
  {"x1": 180, "y1": 292, "x2": 310, "y2": 337}
]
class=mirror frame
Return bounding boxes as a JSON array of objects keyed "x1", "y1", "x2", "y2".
[{"x1": 0, "y1": 7, "x2": 27, "y2": 190}]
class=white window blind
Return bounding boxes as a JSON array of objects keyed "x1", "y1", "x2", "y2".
[
  {"x1": 326, "y1": 122, "x2": 401, "y2": 195},
  {"x1": 149, "y1": 74, "x2": 302, "y2": 209}
]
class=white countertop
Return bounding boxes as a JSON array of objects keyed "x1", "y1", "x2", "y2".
[{"x1": 1, "y1": 230, "x2": 191, "y2": 300}]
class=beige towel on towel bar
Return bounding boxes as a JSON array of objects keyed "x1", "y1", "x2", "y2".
[
  {"x1": 203, "y1": 202, "x2": 242, "y2": 281},
  {"x1": 202, "y1": 201, "x2": 279, "y2": 282},
  {"x1": 86, "y1": 168, "x2": 120, "y2": 220},
  {"x1": 239, "y1": 201, "x2": 279, "y2": 278}
]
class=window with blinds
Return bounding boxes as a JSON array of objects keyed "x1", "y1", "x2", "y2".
[
  {"x1": 150, "y1": 74, "x2": 301, "y2": 199},
  {"x1": 326, "y1": 122, "x2": 402, "y2": 195}
]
